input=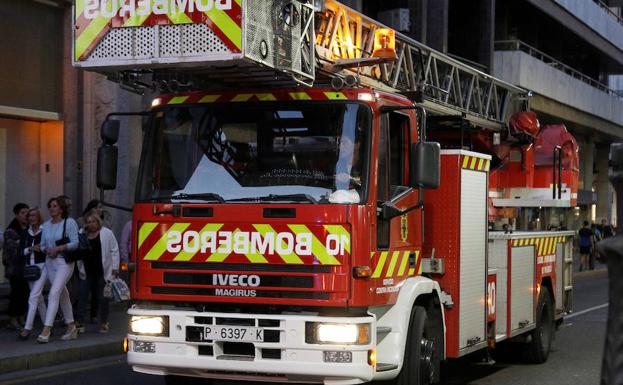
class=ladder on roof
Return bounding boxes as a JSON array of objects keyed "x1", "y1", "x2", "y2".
[
  {"x1": 315, "y1": 0, "x2": 526, "y2": 130},
  {"x1": 71, "y1": 0, "x2": 524, "y2": 130}
]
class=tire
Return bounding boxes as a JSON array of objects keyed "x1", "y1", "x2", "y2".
[
  {"x1": 392, "y1": 306, "x2": 436, "y2": 385},
  {"x1": 526, "y1": 286, "x2": 554, "y2": 363},
  {"x1": 164, "y1": 375, "x2": 212, "y2": 385}
]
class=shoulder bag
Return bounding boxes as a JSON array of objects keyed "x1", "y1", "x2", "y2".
[{"x1": 61, "y1": 220, "x2": 91, "y2": 263}]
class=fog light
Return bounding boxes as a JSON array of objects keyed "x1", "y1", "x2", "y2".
[
  {"x1": 133, "y1": 340, "x2": 156, "y2": 353},
  {"x1": 368, "y1": 348, "x2": 377, "y2": 367},
  {"x1": 323, "y1": 351, "x2": 352, "y2": 363}
]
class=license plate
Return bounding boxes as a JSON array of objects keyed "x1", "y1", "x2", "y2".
[{"x1": 203, "y1": 326, "x2": 264, "y2": 342}]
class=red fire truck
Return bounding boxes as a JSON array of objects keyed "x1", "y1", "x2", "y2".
[{"x1": 74, "y1": 1, "x2": 576, "y2": 384}]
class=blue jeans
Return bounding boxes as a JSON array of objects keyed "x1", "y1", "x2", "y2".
[{"x1": 78, "y1": 275, "x2": 109, "y2": 324}]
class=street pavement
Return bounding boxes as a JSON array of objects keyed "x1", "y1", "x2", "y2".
[
  {"x1": 0, "y1": 304, "x2": 127, "y2": 375},
  {"x1": 0, "y1": 265, "x2": 609, "y2": 385}
]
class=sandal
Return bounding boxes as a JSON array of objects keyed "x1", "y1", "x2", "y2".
[
  {"x1": 99, "y1": 323, "x2": 109, "y2": 334},
  {"x1": 18, "y1": 329, "x2": 31, "y2": 341}
]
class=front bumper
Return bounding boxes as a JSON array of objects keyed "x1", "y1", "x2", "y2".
[{"x1": 127, "y1": 306, "x2": 376, "y2": 385}]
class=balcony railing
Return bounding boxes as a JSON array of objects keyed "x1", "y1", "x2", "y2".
[
  {"x1": 592, "y1": 0, "x2": 623, "y2": 26},
  {"x1": 495, "y1": 40, "x2": 622, "y2": 99}
]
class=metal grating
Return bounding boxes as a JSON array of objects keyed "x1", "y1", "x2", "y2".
[
  {"x1": 159, "y1": 25, "x2": 182, "y2": 57},
  {"x1": 181, "y1": 23, "x2": 229, "y2": 55},
  {"x1": 135, "y1": 27, "x2": 154, "y2": 57},
  {"x1": 90, "y1": 28, "x2": 134, "y2": 59},
  {"x1": 88, "y1": 24, "x2": 231, "y2": 61}
]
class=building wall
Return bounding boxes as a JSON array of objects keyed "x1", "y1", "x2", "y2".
[
  {"x1": 0, "y1": 118, "x2": 63, "y2": 225},
  {"x1": 0, "y1": 0, "x2": 63, "y2": 112}
]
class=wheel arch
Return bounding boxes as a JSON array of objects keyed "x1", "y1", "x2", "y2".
[{"x1": 370, "y1": 276, "x2": 446, "y2": 381}]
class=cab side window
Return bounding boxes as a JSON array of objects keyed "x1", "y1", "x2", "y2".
[{"x1": 377, "y1": 111, "x2": 412, "y2": 249}]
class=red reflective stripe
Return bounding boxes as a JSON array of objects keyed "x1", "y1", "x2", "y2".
[{"x1": 78, "y1": 23, "x2": 111, "y2": 61}]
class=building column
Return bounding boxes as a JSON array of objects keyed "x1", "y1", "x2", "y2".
[
  {"x1": 478, "y1": 0, "x2": 495, "y2": 72},
  {"x1": 62, "y1": 7, "x2": 82, "y2": 214},
  {"x1": 581, "y1": 137, "x2": 595, "y2": 224},
  {"x1": 427, "y1": 0, "x2": 448, "y2": 53},
  {"x1": 595, "y1": 143, "x2": 612, "y2": 223},
  {"x1": 408, "y1": 0, "x2": 427, "y2": 43}
]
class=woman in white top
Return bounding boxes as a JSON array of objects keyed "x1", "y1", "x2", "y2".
[
  {"x1": 77, "y1": 210, "x2": 120, "y2": 333},
  {"x1": 38, "y1": 197, "x2": 79, "y2": 343},
  {"x1": 18, "y1": 208, "x2": 48, "y2": 340}
]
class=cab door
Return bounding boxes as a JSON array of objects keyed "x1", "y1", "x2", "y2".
[{"x1": 372, "y1": 109, "x2": 421, "y2": 301}]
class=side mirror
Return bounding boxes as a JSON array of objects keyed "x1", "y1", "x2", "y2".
[
  {"x1": 101, "y1": 120, "x2": 120, "y2": 145},
  {"x1": 411, "y1": 141, "x2": 440, "y2": 189},
  {"x1": 97, "y1": 146, "x2": 118, "y2": 190}
]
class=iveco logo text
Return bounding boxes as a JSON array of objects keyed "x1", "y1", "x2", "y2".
[
  {"x1": 213, "y1": 274, "x2": 260, "y2": 287},
  {"x1": 166, "y1": 230, "x2": 349, "y2": 256},
  {"x1": 83, "y1": 0, "x2": 233, "y2": 20}
]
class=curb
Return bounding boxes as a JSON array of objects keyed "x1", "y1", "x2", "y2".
[{"x1": 0, "y1": 340, "x2": 123, "y2": 375}]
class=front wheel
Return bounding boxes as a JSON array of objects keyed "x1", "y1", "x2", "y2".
[
  {"x1": 526, "y1": 286, "x2": 554, "y2": 363},
  {"x1": 392, "y1": 306, "x2": 436, "y2": 385}
]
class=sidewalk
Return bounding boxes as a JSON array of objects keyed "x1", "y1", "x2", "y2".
[{"x1": 0, "y1": 304, "x2": 127, "y2": 375}]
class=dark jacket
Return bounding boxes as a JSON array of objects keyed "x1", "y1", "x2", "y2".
[
  {"x1": 3, "y1": 219, "x2": 26, "y2": 278},
  {"x1": 20, "y1": 228, "x2": 46, "y2": 265}
]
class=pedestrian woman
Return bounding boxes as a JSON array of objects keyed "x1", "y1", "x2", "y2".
[
  {"x1": 19, "y1": 207, "x2": 47, "y2": 340},
  {"x1": 38, "y1": 197, "x2": 79, "y2": 343},
  {"x1": 77, "y1": 210, "x2": 120, "y2": 333},
  {"x1": 3, "y1": 203, "x2": 29, "y2": 330}
]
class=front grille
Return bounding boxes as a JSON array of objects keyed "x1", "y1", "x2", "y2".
[
  {"x1": 198, "y1": 345, "x2": 214, "y2": 356},
  {"x1": 261, "y1": 349, "x2": 281, "y2": 359},
  {"x1": 152, "y1": 286, "x2": 329, "y2": 299},
  {"x1": 152, "y1": 262, "x2": 331, "y2": 273},
  {"x1": 163, "y1": 272, "x2": 314, "y2": 288}
]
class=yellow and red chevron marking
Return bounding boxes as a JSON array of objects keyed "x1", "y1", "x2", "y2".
[
  {"x1": 137, "y1": 221, "x2": 350, "y2": 265},
  {"x1": 74, "y1": 0, "x2": 242, "y2": 62},
  {"x1": 370, "y1": 250, "x2": 421, "y2": 278},
  {"x1": 511, "y1": 236, "x2": 566, "y2": 257},
  {"x1": 461, "y1": 155, "x2": 490, "y2": 172},
  {"x1": 156, "y1": 89, "x2": 352, "y2": 105}
]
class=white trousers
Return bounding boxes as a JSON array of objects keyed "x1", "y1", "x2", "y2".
[
  {"x1": 44, "y1": 257, "x2": 75, "y2": 326},
  {"x1": 24, "y1": 262, "x2": 47, "y2": 330}
]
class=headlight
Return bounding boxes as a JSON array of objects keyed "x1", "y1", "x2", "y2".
[
  {"x1": 306, "y1": 322, "x2": 370, "y2": 345},
  {"x1": 130, "y1": 316, "x2": 169, "y2": 336}
]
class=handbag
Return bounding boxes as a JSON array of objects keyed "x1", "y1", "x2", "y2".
[
  {"x1": 60, "y1": 219, "x2": 91, "y2": 263},
  {"x1": 111, "y1": 278, "x2": 131, "y2": 302},
  {"x1": 23, "y1": 264, "x2": 41, "y2": 281}
]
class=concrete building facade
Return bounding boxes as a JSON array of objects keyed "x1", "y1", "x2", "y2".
[{"x1": 363, "y1": 0, "x2": 623, "y2": 230}]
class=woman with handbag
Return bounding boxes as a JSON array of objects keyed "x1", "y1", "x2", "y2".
[
  {"x1": 38, "y1": 197, "x2": 80, "y2": 343},
  {"x1": 18, "y1": 208, "x2": 48, "y2": 340},
  {"x1": 77, "y1": 210, "x2": 120, "y2": 333}
]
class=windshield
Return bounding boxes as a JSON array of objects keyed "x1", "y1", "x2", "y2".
[{"x1": 137, "y1": 102, "x2": 371, "y2": 204}]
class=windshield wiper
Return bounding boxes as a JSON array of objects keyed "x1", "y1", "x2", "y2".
[
  {"x1": 143, "y1": 193, "x2": 225, "y2": 203},
  {"x1": 227, "y1": 194, "x2": 318, "y2": 204},
  {"x1": 171, "y1": 193, "x2": 225, "y2": 203}
]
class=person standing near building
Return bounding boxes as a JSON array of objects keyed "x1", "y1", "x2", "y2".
[
  {"x1": 600, "y1": 218, "x2": 615, "y2": 239},
  {"x1": 77, "y1": 210, "x2": 120, "y2": 333},
  {"x1": 578, "y1": 220, "x2": 593, "y2": 272},
  {"x1": 18, "y1": 207, "x2": 47, "y2": 340},
  {"x1": 3, "y1": 203, "x2": 29, "y2": 330},
  {"x1": 119, "y1": 220, "x2": 132, "y2": 265},
  {"x1": 38, "y1": 197, "x2": 79, "y2": 343}
]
